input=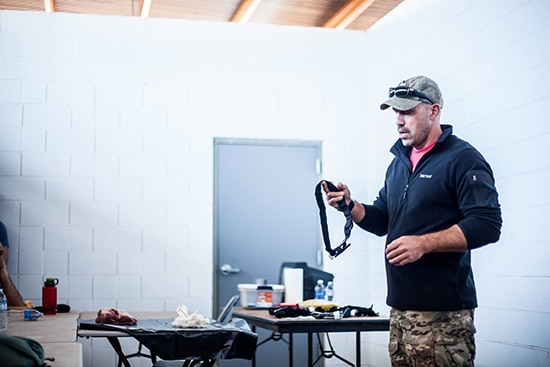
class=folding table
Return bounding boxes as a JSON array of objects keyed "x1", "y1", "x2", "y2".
[
  {"x1": 77, "y1": 311, "x2": 257, "y2": 367},
  {"x1": 232, "y1": 307, "x2": 389, "y2": 367}
]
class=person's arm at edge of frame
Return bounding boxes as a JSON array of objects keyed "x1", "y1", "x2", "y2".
[{"x1": 0, "y1": 246, "x2": 26, "y2": 308}]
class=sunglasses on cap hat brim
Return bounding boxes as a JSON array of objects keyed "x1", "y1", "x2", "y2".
[{"x1": 388, "y1": 85, "x2": 435, "y2": 105}]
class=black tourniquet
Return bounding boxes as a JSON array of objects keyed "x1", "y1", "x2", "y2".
[{"x1": 315, "y1": 181, "x2": 354, "y2": 259}]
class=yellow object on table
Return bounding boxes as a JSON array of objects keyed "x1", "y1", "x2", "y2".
[{"x1": 301, "y1": 299, "x2": 338, "y2": 310}]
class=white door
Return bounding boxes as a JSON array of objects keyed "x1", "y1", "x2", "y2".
[{"x1": 214, "y1": 138, "x2": 322, "y2": 367}]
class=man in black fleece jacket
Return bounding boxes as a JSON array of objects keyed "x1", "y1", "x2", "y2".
[{"x1": 323, "y1": 76, "x2": 502, "y2": 367}]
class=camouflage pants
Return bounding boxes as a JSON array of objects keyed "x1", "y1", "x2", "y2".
[{"x1": 389, "y1": 308, "x2": 476, "y2": 367}]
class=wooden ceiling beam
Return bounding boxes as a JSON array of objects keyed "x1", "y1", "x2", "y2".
[
  {"x1": 230, "y1": 0, "x2": 262, "y2": 24},
  {"x1": 44, "y1": 0, "x2": 55, "y2": 13},
  {"x1": 140, "y1": 0, "x2": 152, "y2": 18},
  {"x1": 323, "y1": 0, "x2": 376, "y2": 29}
]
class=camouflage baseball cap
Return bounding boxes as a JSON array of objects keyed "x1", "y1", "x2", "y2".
[{"x1": 380, "y1": 75, "x2": 443, "y2": 111}]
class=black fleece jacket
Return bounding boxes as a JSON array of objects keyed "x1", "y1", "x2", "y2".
[{"x1": 357, "y1": 125, "x2": 502, "y2": 311}]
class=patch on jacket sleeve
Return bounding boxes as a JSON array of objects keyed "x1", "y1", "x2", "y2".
[{"x1": 466, "y1": 169, "x2": 499, "y2": 207}]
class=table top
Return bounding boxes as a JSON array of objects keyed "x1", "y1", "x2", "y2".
[
  {"x1": 77, "y1": 310, "x2": 258, "y2": 361},
  {"x1": 232, "y1": 307, "x2": 389, "y2": 333},
  {"x1": 79, "y1": 310, "x2": 176, "y2": 320},
  {"x1": 1, "y1": 310, "x2": 78, "y2": 342},
  {"x1": 77, "y1": 311, "x2": 177, "y2": 337},
  {"x1": 1, "y1": 310, "x2": 82, "y2": 367}
]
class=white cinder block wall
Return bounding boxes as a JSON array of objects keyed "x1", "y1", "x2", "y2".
[
  {"x1": 1, "y1": 0, "x2": 549, "y2": 366},
  {"x1": 0, "y1": 8, "x2": 370, "y2": 367},
  {"x1": 325, "y1": 0, "x2": 550, "y2": 365},
  {"x1": 330, "y1": 0, "x2": 549, "y2": 366}
]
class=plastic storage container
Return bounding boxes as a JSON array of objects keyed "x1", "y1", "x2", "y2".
[{"x1": 238, "y1": 284, "x2": 284, "y2": 308}]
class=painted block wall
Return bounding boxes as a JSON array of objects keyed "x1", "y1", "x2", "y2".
[
  {"x1": 0, "y1": 9, "x2": 371, "y2": 367},
  {"x1": 1, "y1": 0, "x2": 549, "y2": 365},
  {"x1": 324, "y1": 0, "x2": 549, "y2": 366}
]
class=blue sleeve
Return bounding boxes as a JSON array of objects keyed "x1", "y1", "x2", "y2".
[{"x1": 0, "y1": 222, "x2": 9, "y2": 247}]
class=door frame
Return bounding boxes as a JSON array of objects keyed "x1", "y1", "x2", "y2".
[{"x1": 212, "y1": 137, "x2": 323, "y2": 316}]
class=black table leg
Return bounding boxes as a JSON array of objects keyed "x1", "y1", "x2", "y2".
[
  {"x1": 251, "y1": 325, "x2": 256, "y2": 367},
  {"x1": 356, "y1": 331, "x2": 361, "y2": 367},
  {"x1": 308, "y1": 333, "x2": 312, "y2": 367},
  {"x1": 107, "y1": 336, "x2": 132, "y2": 367},
  {"x1": 288, "y1": 333, "x2": 293, "y2": 367}
]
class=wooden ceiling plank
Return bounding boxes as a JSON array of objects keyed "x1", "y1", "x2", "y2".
[
  {"x1": 0, "y1": 0, "x2": 402, "y2": 31},
  {"x1": 323, "y1": 0, "x2": 376, "y2": 29},
  {"x1": 141, "y1": 0, "x2": 153, "y2": 18},
  {"x1": 230, "y1": 0, "x2": 262, "y2": 24},
  {"x1": 44, "y1": 0, "x2": 55, "y2": 13}
]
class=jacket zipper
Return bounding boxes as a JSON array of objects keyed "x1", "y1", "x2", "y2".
[{"x1": 403, "y1": 146, "x2": 433, "y2": 200}]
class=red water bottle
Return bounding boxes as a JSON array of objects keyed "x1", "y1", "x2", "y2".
[{"x1": 42, "y1": 278, "x2": 59, "y2": 315}]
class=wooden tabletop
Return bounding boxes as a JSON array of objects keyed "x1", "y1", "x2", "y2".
[
  {"x1": 3, "y1": 310, "x2": 78, "y2": 342},
  {"x1": 1, "y1": 310, "x2": 82, "y2": 367}
]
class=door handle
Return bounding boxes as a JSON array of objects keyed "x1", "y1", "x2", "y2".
[{"x1": 220, "y1": 264, "x2": 241, "y2": 276}]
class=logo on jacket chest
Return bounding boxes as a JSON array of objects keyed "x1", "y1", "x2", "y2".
[{"x1": 419, "y1": 173, "x2": 433, "y2": 179}]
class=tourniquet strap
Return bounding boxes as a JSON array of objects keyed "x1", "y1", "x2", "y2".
[{"x1": 315, "y1": 181, "x2": 353, "y2": 259}]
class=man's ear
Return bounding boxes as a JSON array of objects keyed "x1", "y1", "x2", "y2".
[{"x1": 430, "y1": 104, "x2": 441, "y2": 120}]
